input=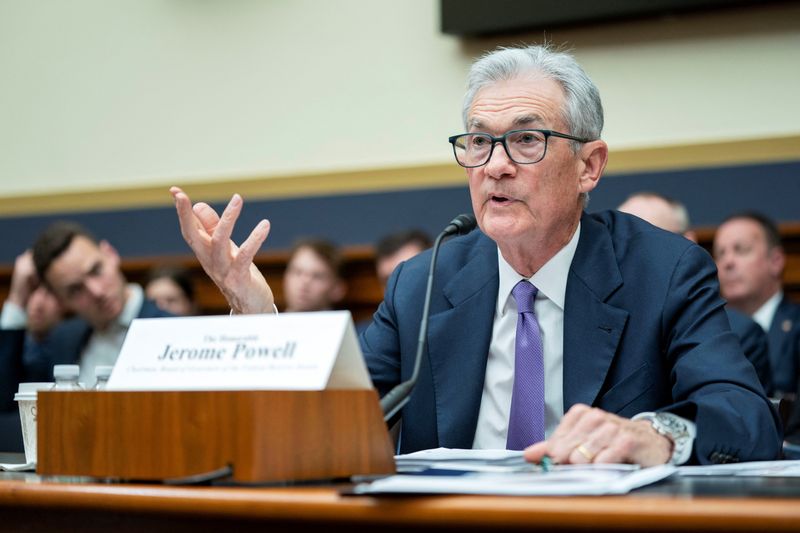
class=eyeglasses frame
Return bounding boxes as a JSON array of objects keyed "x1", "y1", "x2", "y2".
[{"x1": 448, "y1": 129, "x2": 591, "y2": 168}]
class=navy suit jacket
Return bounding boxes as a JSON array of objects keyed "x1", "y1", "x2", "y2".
[
  {"x1": 767, "y1": 295, "x2": 800, "y2": 395},
  {"x1": 361, "y1": 210, "x2": 781, "y2": 464}
]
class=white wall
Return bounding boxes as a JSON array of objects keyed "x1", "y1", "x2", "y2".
[{"x1": 1, "y1": 0, "x2": 798, "y2": 198}]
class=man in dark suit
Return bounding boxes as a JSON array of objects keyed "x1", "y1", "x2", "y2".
[
  {"x1": 618, "y1": 192, "x2": 773, "y2": 395},
  {"x1": 1, "y1": 222, "x2": 171, "y2": 450},
  {"x1": 170, "y1": 44, "x2": 780, "y2": 466},
  {"x1": 714, "y1": 212, "x2": 800, "y2": 396}
]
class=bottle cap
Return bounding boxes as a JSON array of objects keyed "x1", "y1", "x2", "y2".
[{"x1": 53, "y1": 364, "x2": 80, "y2": 380}]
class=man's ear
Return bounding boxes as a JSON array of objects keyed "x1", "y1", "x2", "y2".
[
  {"x1": 577, "y1": 140, "x2": 608, "y2": 195},
  {"x1": 767, "y1": 246, "x2": 786, "y2": 278}
]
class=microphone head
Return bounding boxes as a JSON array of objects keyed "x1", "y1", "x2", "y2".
[{"x1": 445, "y1": 214, "x2": 477, "y2": 236}]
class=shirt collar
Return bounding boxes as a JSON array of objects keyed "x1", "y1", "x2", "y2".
[
  {"x1": 752, "y1": 290, "x2": 783, "y2": 332},
  {"x1": 496, "y1": 222, "x2": 581, "y2": 316},
  {"x1": 117, "y1": 283, "x2": 144, "y2": 328}
]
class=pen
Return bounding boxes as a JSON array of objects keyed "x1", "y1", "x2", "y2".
[{"x1": 539, "y1": 455, "x2": 552, "y2": 472}]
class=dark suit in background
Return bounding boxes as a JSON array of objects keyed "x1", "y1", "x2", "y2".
[
  {"x1": 361, "y1": 211, "x2": 781, "y2": 464},
  {"x1": 768, "y1": 295, "x2": 800, "y2": 396},
  {"x1": 726, "y1": 308, "x2": 772, "y2": 396}
]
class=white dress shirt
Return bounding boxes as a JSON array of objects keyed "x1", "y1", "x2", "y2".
[
  {"x1": 752, "y1": 291, "x2": 783, "y2": 333},
  {"x1": 79, "y1": 284, "x2": 144, "y2": 387},
  {"x1": 472, "y1": 224, "x2": 581, "y2": 449},
  {"x1": 0, "y1": 299, "x2": 27, "y2": 329}
]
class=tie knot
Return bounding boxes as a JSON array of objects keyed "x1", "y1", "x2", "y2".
[{"x1": 512, "y1": 280, "x2": 538, "y2": 314}]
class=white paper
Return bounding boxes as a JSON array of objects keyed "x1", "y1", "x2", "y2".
[
  {"x1": 679, "y1": 460, "x2": 800, "y2": 477},
  {"x1": 394, "y1": 447, "x2": 641, "y2": 473},
  {"x1": 354, "y1": 464, "x2": 675, "y2": 496},
  {"x1": 107, "y1": 311, "x2": 372, "y2": 391},
  {"x1": 355, "y1": 448, "x2": 673, "y2": 495},
  {"x1": 396, "y1": 448, "x2": 541, "y2": 473}
]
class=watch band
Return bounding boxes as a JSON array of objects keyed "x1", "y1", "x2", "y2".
[{"x1": 633, "y1": 411, "x2": 696, "y2": 465}]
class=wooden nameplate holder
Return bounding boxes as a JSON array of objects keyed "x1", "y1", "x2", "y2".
[{"x1": 36, "y1": 390, "x2": 395, "y2": 483}]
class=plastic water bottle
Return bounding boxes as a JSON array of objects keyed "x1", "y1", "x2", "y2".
[
  {"x1": 93, "y1": 366, "x2": 113, "y2": 390},
  {"x1": 51, "y1": 365, "x2": 83, "y2": 390}
]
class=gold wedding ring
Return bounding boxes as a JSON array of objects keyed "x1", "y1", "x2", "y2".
[{"x1": 575, "y1": 443, "x2": 595, "y2": 461}]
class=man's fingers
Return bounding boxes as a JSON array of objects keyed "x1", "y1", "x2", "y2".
[
  {"x1": 235, "y1": 219, "x2": 270, "y2": 269},
  {"x1": 547, "y1": 406, "x2": 608, "y2": 461},
  {"x1": 592, "y1": 443, "x2": 628, "y2": 464},
  {"x1": 567, "y1": 421, "x2": 618, "y2": 464},
  {"x1": 213, "y1": 194, "x2": 243, "y2": 246},
  {"x1": 208, "y1": 195, "x2": 244, "y2": 269},
  {"x1": 193, "y1": 202, "x2": 222, "y2": 235},
  {"x1": 522, "y1": 441, "x2": 549, "y2": 463},
  {"x1": 171, "y1": 187, "x2": 206, "y2": 245},
  {"x1": 550, "y1": 403, "x2": 591, "y2": 440}
]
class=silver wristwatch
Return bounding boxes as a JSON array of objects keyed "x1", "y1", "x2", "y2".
[{"x1": 632, "y1": 411, "x2": 695, "y2": 465}]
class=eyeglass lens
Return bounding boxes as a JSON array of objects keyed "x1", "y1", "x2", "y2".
[{"x1": 453, "y1": 130, "x2": 547, "y2": 166}]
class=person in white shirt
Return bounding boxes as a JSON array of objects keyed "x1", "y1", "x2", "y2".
[{"x1": 1, "y1": 221, "x2": 171, "y2": 388}]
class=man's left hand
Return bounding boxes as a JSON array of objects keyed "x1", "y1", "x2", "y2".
[{"x1": 523, "y1": 404, "x2": 672, "y2": 467}]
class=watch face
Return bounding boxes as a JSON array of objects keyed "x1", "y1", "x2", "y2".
[
  {"x1": 653, "y1": 413, "x2": 693, "y2": 465},
  {"x1": 656, "y1": 414, "x2": 689, "y2": 438}
]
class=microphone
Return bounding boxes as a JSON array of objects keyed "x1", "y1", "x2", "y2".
[{"x1": 380, "y1": 213, "x2": 478, "y2": 422}]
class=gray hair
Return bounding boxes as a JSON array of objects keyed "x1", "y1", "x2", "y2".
[{"x1": 462, "y1": 45, "x2": 604, "y2": 147}]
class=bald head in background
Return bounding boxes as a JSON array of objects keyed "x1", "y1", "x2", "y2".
[{"x1": 618, "y1": 192, "x2": 695, "y2": 241}]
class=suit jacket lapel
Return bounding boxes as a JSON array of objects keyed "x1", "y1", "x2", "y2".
[
  {"x1": 768, "y1": 297, "x2": 793, "y2": 366},
  {"x1": 427, "y1": 233, "x2": 498, "y2": 448},
  {"x1": 563, "y1": 214, "x2": 629, "y2": 410}
]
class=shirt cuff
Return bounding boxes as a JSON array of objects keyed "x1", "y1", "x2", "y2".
[
  {"x1": 229, "y1": 304, "x2": 279, "y2": 315},
  {"x1": 0, "y1": 300, "x2": 28, "y2": 329}
]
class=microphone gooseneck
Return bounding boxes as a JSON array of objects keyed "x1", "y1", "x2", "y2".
[{"x1": 380, "y1": 214, "x2": 477, "y2": 422}]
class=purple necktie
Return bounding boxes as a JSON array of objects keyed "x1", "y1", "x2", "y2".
[{"x1": 506, "y1": 280, "x2": 545, "y2": 450}]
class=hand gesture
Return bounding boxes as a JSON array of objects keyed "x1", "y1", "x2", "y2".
[
  {"x1": 8, "y1": 250, "x2": 39, "y2": 309},
  {"x1": 523, "y1": 404, "x2": 672, "y2": 467},
  {"x1": 170, "y1": 186, "x2": 275, "y2": 314}
]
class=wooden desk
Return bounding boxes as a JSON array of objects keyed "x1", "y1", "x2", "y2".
[{"x1": 1, "y1": 477, "x2": 800, "y2": 533}]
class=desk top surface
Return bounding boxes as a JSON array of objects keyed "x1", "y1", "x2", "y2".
[{"x1": 2, "y1": 472, "x2": 800, "y2": 532}]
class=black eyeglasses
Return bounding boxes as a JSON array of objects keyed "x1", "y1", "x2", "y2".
[{"x1": 448, "y1": 129, "x2": 590, "y2": 168}]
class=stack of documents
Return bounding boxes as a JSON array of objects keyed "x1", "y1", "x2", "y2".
[
  {"x1": 679, "y1": 460, "x2": 800, "y2": 477},
  {"x1": 355, "y1": 448, "x2": 676, "y2": 496},
  {"x1": 394, "y1": 448, "x2": 544, "y2": 474}
]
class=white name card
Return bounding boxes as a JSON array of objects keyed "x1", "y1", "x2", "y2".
[{"x1": 106, "y1": 311, "x2": 372, "y2": 391}]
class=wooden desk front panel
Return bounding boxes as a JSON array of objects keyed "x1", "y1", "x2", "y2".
[{"x1": 1, "y1": 480, "x2": 800, "y2": 532}]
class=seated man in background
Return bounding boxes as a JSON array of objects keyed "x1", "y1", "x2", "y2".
[
  {"x1": 356, "y1": 229, "x2": 432, "y2": 334},
  {"x1": 0, "y1": 221, "x2": 171, "y2": 391},
  {"x1": 0, "y1": 252, "x2": 67, "y2": 451},
  {"x1": 714, "y1": 212, "x2": 800, "y2": 397},
  {"x1": 618, "y1": 192, "x2": 773, "y2": 395},
  {"x1": 283, "y1": 238, "x2": 346, "y2": 313},
  {"x1": 172, "y1": 44, "x2": 780, "y2": 465},
  {"x1": 145, "y1": 265, "x2": 198, "y2": 316},
  {"x1": 374, "y1": 229, "x2": 432, "y2": 289}
]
